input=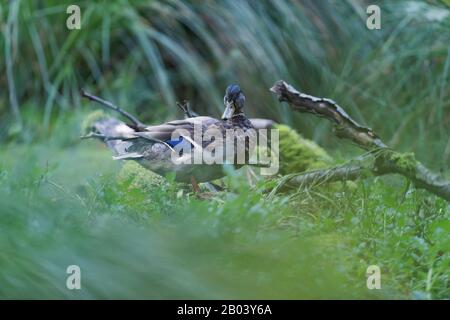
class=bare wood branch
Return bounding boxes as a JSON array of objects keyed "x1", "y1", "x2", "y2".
[
  {"x1": 270, "y1": 80, "x2": 450, "y2": 201},
  {"x1": 80, "y1": 89, "x2": 147, "y2": 130},
  {"x1": 270, "y1": 80, "x2": 386, "y2": 150}
]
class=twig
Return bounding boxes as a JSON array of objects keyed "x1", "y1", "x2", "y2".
[
  {"x1": 271, "y1": 80, "x2": 450, "y2": 201},
  {"x1": 176, "y1": 100, "x2": 198, "y2": 118},
  {"x1": 80, "y1": 89, "x2": 147, "y2": 130},
  {"x1": 80, "y1": 132, "x2": 134, "y2": 141}
]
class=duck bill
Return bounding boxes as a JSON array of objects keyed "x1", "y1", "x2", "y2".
[{"x1": 221, "y1": 103, "x2": 234, "y2": 120}]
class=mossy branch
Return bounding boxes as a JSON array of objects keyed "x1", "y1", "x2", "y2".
[
  {"x1": 271, "y1": 80, "x2": 450, "y2": 201},
  {"x1": 272, "y1": 159, "x2": 372, "y2": 195}
]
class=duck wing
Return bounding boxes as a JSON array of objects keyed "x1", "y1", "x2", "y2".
[{"x1": 141, "y1": 116, "x2": 220, "y2": 141}]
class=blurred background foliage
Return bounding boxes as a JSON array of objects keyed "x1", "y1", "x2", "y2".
[
  {"x1": 0, "y1": 0, "x2": 449, "y2": 299},
  {"x1": 0, "y1": 0, "x2": 449, "y2": 167}
]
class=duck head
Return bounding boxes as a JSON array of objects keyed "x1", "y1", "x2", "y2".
[{"x1": 222, "y1": 84, "x2": 245, "y2": 120}]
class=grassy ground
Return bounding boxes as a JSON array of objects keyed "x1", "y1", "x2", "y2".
[
  {"x1": 0, "y1": 119, "x2": 448, "y2": 299},
  {"x1": 0, "y1": 0, "x2": 449, "y2": 299}
]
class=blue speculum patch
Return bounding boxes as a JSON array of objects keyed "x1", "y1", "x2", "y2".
[{"x1": 165, "y1": 137, "x2": 184, "y2": 148}]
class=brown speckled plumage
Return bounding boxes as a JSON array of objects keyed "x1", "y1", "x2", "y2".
[{"x1": 89, "y1": 85, "x2": 259, "y2": 183}]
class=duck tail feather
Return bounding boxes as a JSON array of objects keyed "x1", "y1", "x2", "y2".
[{"x1": 112, "y1": 152, "x2": 144, "y2": 161}]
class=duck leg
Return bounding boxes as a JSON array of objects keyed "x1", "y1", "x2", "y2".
[
  {"x1": 190, "y1": 176, "x2": 201, "y2": 193},
  {"x1": 246, "y1": 167, "x2": 258, "y2": 187}
]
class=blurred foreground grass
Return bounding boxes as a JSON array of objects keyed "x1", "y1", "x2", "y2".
[{"x1": 0, "y1": 130, "x2": 448, "y2": 299}]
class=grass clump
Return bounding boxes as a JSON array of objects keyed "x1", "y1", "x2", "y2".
[{"x1": 117, "y1": 161, "x2": 166, "y2": 191}]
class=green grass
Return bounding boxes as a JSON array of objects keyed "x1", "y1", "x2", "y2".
[
  {"x1": 0, "y1": 133, "x2": 448, "y2": 299},
  {"x1": 0, "y1": 0, "x2": 449, "y2": 299}
]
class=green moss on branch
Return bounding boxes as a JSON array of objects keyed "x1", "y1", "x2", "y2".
[
  {"x1": 388, "y1": 152, "x2": 417, "y2": 173},
  {"x1": 276, "y1": 124, "x2": 333, "y2": 175}
]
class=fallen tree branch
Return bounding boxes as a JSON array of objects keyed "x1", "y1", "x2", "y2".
[
  {"x1": 271, "y1": 80, "x2": 386, "y2": 150},
  {"x1": 270, "y1": 80, "x2": 450, "y2": 201},
  {"x1": 270, "y1": 158, "x2": 372, "y2": 197},
  {"x1": 374, "y1": 151, "x2": 450, "y2": 201}
]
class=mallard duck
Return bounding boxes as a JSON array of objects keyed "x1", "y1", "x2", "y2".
[{"x1": 84, "y1": 84, "x2": 265, "y2": 184}]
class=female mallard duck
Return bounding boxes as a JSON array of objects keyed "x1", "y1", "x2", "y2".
[{"x1": 84, "y1": 84, "x2": 261, "y2": 183}]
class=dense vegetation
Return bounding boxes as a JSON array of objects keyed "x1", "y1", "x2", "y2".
[{"x1": 0, "y1": 0, "x2": 448, "y2": 299}]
